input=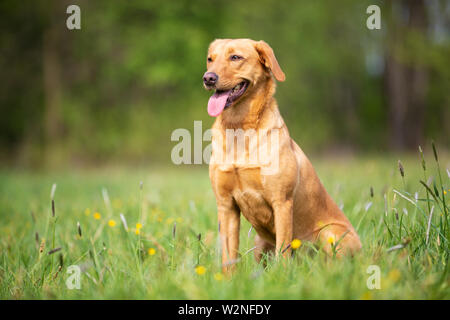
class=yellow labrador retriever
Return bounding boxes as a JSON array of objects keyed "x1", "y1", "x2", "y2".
[{"x1": 203, "y1": 39, "x2": 361, "y2": 272}]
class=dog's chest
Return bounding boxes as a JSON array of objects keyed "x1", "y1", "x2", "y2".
[
  {"x1": 234, "y1": 189, "x2": 273, "y2": 229},
  {"x1": 219, "y1": 168, "x2": 274, "y2": 229}
]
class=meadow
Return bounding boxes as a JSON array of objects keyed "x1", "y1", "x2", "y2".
[{"x1": 0, "y1": 148, "x2": 448, "y2": 299}]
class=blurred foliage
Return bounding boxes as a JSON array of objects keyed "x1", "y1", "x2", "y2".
[{"x1": 0, "y1": 0, "x2": 448, "y2": 167}]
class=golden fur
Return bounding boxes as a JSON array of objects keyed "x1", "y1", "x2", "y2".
[{"x1": 205, "y1": 39, "x2": 361, "y2": 273}]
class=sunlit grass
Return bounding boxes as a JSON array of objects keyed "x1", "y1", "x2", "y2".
[{"x1": 0, "y1": 149, "x2": 448, "y2": 299}]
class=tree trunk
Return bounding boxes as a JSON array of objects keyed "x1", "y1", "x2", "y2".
[
  {"x1": 385, "y1": 0, "x2": 428, "y2": 150},
  {"x1": 42, "y1": 1, "x2": 63, "y2": 161}
]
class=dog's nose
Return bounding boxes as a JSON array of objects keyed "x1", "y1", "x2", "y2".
[{"x1": 203, "y1": 72, "x2": 218, "y2": 86}]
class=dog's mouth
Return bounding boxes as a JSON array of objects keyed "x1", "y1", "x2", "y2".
[{"x1": 207, "y1": 80, "x2": 249, "y2": 117}]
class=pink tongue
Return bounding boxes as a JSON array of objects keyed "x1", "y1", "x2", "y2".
[{"x1": 207, "y1": 90, "x2": 232, "y2": 117}]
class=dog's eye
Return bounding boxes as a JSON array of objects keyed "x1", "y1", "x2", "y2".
[
  {"x1": 207, "y1": 57, "x2": 212, "y2": 63},
  {"x1": 230, "y1": 55, "x2": 243, "y2": 61}
]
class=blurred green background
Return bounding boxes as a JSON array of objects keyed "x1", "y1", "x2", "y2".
[{"x1": 0, "y1": 0, "x2": 448, "y2": 168}]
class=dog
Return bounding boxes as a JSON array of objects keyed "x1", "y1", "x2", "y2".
[{"x1": 203, "y1": 39, "x2": 361, "y2": 272}]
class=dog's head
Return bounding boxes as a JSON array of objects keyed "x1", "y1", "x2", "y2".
[{"x1": 203, "y1": 39, "x2": 285, "y2": 117}]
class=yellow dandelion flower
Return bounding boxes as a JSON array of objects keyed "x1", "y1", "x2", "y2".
[
  {"x1": 291, "y1": 239, "x2": 302, "y2": 249},
  {"x1": 360, "y1": 291, "x2": 373, "y2": 300},
  {"x1": 166, "y1": 217, "x2": 175, "y2": 225},
  {"x1": 84, "y1": 208, "x2": 91, "y2": 216},
  {"x1": 214, "y1": 273, "x2": 223, "y2": 281},
  {"x1": 136, "y1": 223, "x2": 143, "y2": 229},
  {"x1": 327, "y1": 235, "x2": 335, "y2": 245},
  {"x1": 195, "y1": 265, "x2": 206, "y2": 275},
  {"x1": 108, "y1": 220, "x2": 116, "y2": 227},
  {"x1": 157, "y1": 217, "x2": 163, "y2": 222},
  {"x1": 176, "y1": 217, "x2": 183, "y2": 223},
  {"x1": 93, "y1": 212, "x2": 101, "y2": 220},
  {"x1": 388, "y1": 269, "x2": 401, "y2": 282},
  {"x1": 444, "y1": 190, "x2": 447, "y2": 195},
  {"x1": 148, "y1": 248, "x2": 156, "y2": 256},
  {"x1": 135, "y1": 228, "x2": 140, "y2": 235}
]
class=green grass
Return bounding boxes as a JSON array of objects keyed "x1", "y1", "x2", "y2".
[{"x1": 0, "y1": 150, "x2": 449, "y2": 299}]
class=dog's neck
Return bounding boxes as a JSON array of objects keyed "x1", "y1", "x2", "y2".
[{"x1": 218, "y1": 76, "x2": 277, "y2": 130}]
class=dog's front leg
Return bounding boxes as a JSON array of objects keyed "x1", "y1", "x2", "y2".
[
  {"x1": 217, "y1": 201, "x2": 240, "y2": 274},
  {"x1": 273, "y1": 199, "x2": 293, "y2": 257}
]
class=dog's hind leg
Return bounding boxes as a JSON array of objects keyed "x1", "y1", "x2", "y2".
[
  {"x1": 254, "y1": 234, "x2": 275, "y2": 265},
  {"x1": 316, "y1": 224, "x2": 362, "y2": 257}
]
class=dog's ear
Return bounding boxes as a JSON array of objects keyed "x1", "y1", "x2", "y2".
[{"x1": 254, "y1": 40, "x2": 285, "y2": 82}]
